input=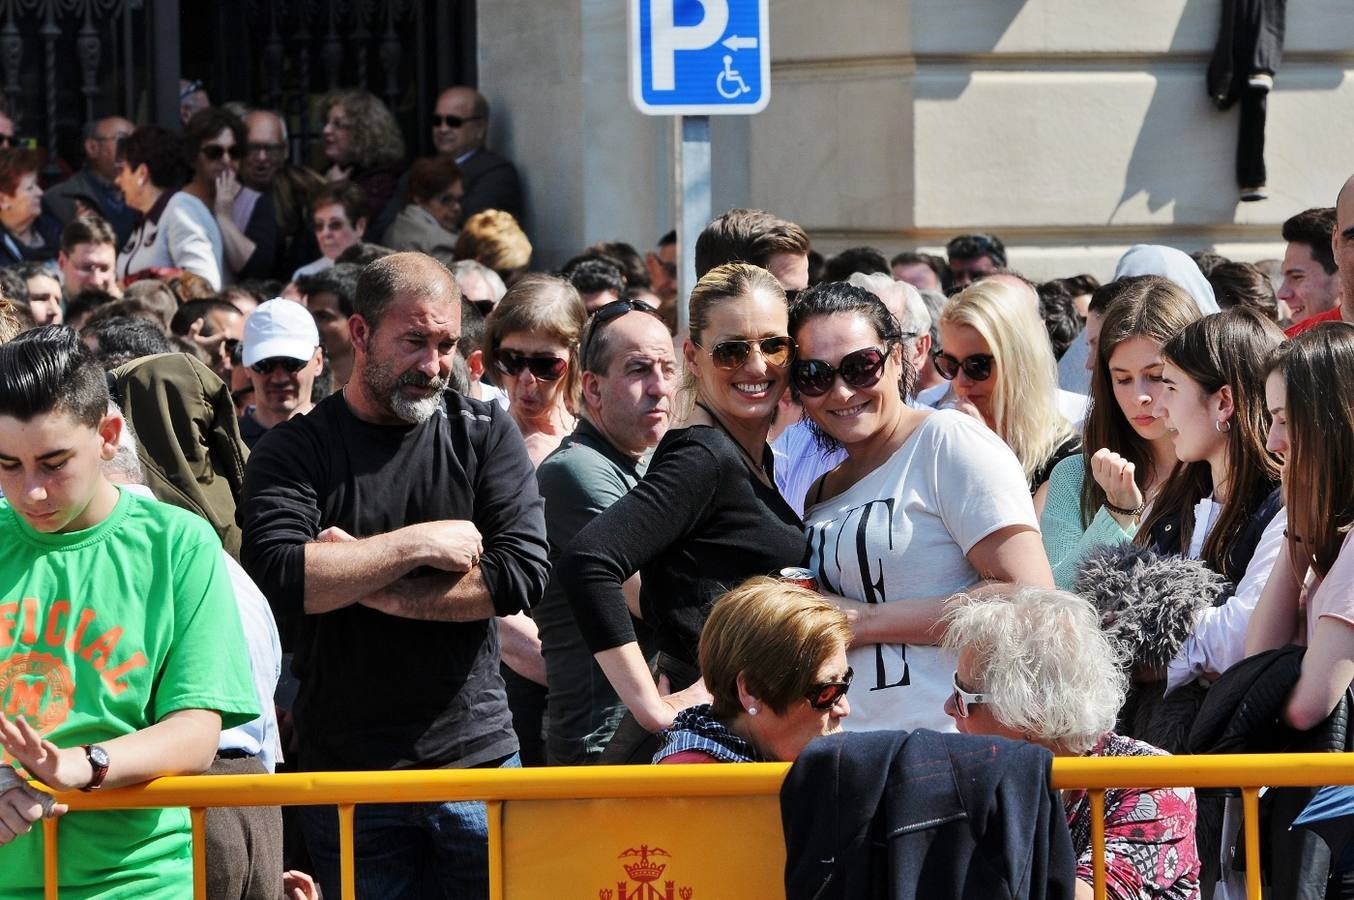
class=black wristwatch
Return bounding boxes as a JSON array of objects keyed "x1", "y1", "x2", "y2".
[{"x1": 81, "y1": 744, "x2": 109, "y2": 792}]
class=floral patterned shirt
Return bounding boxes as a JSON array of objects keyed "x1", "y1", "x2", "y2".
[{"x1": 1064, "y1": 732, "x2": 1201, "y2": 900}]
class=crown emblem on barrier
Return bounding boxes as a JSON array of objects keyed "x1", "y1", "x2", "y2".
[
  {"x1": 621, "y1": 845, "x2": 669, "y2": 882},
  {"x1": 599, "y1": 845, "x2": 693, "y2": 900}
]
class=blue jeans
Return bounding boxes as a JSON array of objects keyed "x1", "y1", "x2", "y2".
[{"x1": 301, "y1": 754, "x2": 520, "y2": 900}]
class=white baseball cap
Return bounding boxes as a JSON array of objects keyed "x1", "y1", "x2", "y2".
[{"x1": 242, "y1": 298, "x2": 320, "y2": 367}]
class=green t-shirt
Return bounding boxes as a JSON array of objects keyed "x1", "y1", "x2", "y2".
[{"x1": 0, "y1": 487, "x2": 259, "y2": 899}]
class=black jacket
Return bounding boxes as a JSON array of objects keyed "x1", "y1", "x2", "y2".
[
  {"x1": 1145, "y1": 488, "x2": 1282, "y2": 587},
  {"x1": 1206, "y1": 0, "x2": 1287, "y2": 192},
  {"x1": 1186, "y1": 646, "x2": 1353, "y2": 898},
  {"x1": 458, "y1": 148, "x2": 525, "y2": 223},
  {"x1": 780, "y1": 729, "x2": 1078, "y2": 900}
]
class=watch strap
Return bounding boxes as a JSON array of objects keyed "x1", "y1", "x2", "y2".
[{"x1": 81, "y1": 744, "x2": 109, "y2": 792}]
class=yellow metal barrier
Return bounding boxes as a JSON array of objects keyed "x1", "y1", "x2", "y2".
[{"x1": 32, "y1": 753, "x2": 1354, "y2": 900}]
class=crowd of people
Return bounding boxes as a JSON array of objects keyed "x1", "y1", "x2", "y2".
[{"x1": 0, "y1": 80, "x2": 1350, "y2": 900}]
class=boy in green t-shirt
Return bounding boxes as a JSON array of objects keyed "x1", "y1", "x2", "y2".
[{"x1": 0, "y1": 327, "x2": 259, "y2": 899}]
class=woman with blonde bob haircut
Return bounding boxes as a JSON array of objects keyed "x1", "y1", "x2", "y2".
[
  {"x1": 936, "y1": 280, "x2": 1079, "y2": 508},
  {"x1": 455, "y1": 210, "x2": 532, "y2": 286},
  {"x1": 654, "y1": 577, "x2": 852, "y2": 763},
  {"x1": 942, "y1": 587, "x2": 1200, "y2": 899},
  {"x1": 483, "y1": 274, "x2": 587, "y2": 467}
]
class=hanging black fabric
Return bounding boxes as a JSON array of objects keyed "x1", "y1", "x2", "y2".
[{"x1": 1207, "y1": 0, "x2": 1287, "y2": 198}]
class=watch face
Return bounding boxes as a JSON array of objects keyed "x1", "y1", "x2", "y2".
[{"x1": 89, "y1": 746, "x2": 110, "y2": 768}]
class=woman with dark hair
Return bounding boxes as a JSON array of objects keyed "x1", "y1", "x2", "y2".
[
  {"x1": 384, "y1": 156, "x2": 463, "y2": 254},
  {"x1": 1248, "y1": 323, "x2": 1354, "y2": 730},
  {"x1": 1141, "y1": 308, "x2": 1287, "y2": 692},
  {"x1": 791, "y1": 281, "x2": 1052, "y2": 732},
  {"x1": 318, "y1": 90, "x2": 405, "y2": 227},
  {"x1": 182, "y1": 107, "x2": 277, "y2": 283},
  {"x1": 116, "y1": 125, "x2": 225, "y2": 289},
  {"x1": 655, "y1": 577, "x2": 851, "y2": 764},
  {"x1": 0, "y1": 147, "x2": 59, "y2": 266},
  {"x1": 483, "y1": 274, "x2": 587, "y2": 467},
  {"x1": 1041, "y1": 276, "x2": 1203, "y2": 588},
  {"x1": 560, "y1": 263, "x2": 806, "y2": 754}
]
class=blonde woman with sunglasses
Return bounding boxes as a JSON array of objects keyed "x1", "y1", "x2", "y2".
[
  {"x1": 790, "y1": 281, "x2": 1052, "y2": 734},
  {"x1": 935, "y1": 279, "x2": 1081, "y2": 514},
  {"x1": 559, "y1": 263, "x2": 806, "y2": 761}
]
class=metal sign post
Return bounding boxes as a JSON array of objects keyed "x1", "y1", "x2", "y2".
[
  {"x1": 673, "y1": 115, "x2": 710, "y2": 340},
  {"x1": 630, "y1": 0, "x2": 770, "y2": 339}
]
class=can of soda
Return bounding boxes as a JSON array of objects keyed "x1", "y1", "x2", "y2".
[{"x1": 777, "y1": 567, "x2": 819, "y2": 591}]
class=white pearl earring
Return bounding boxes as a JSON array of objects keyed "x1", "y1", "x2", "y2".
[{"x1": 747, "y1": 705, "x2": 759, "y2": 716}]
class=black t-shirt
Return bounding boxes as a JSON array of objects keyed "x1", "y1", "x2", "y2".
[
  {"x1": 240, "y1": 389, "x2": 550, "y2": 771},
  {"x1": 558, "y1": 425, "x2": 806, "y2": 685},
  {"x1": 237, "y1": 410, "x2": 268, "y2": 450}
]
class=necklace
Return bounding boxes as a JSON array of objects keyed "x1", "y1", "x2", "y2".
[{"x1": 693, "y1": 401, "x2": 767, "y2": 476}]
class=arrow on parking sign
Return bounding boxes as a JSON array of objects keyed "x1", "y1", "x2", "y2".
[{"x1": 721, "y1": 34, "x2": 758, "y2": 51}]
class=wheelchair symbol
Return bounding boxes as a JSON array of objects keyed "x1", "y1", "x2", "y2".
[{"x1": 716, "y1": 55, "x2": 750, "y2": 99}]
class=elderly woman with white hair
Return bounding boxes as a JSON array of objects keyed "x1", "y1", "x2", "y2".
[{"x1": 942, "y1": 587, "x2": 1200, "y2": 900}]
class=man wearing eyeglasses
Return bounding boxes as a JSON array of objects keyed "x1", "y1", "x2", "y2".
[
  {"x1": 237, "y1": 298, "x2": 323, "y2": 450},
  {"x1": 41, "y1": 116, "x2": 137, "y2": 245},
  {"x1": 239, "y1": 110, "x2": 325, "y2": 281},
  {"x1": 430, "y1": 86, "x2": 523, "y2": 225}
]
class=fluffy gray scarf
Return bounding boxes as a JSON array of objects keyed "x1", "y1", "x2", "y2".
[{"x1": 1073, "y1": 543, "x2": 1231, "y2": 670}]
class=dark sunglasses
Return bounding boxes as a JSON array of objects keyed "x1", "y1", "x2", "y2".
[
  {"x1": 201, "y1": 143, "x2": 245, "y2": 161},
  {"x1": 495, "y1": 349, "x2": 568, "y2": 381},
  {"x1": 431, "y1": 114, "x2": 484, "y2": 129},
  {"x1": 694, "y1": 335, "x2": 796, "y2": 371},
  {"x1": 932, "y1": 350, "x2": 995, "y2": 382},
  {"x1": 245, "y1": 141, "x2": 287, "y2": 157},
  {"x1": 950, "y1": 671, "x2": 988, "y2": 718},
  {"x1": 581, "y1": 298, "x2": 662, "y2": 369},
  {"x1": 792, "y1": 346, "x2": 890, "y2": 398},
  {"x1": 806, "y1": 667, "x2": 853, "y2": 710},
  {"x1": 251, "y1": 357, "x2": 307, "y2": 376}
]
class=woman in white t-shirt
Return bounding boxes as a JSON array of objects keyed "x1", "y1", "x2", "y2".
[
  {"x1": 789, "y1": 281, "x2": 1054, "y2": 733},
  {"x1": 1247, "y1": 323, "x2": 1354, "y2": 729}
]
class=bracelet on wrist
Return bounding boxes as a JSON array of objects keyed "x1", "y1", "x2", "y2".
[{"x1": 1104, "y1": 498, "x2": 1146, "y2": 518}]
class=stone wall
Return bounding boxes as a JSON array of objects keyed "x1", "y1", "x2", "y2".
[{"x1": 479, "y1": 0, "x2": 1354, "y2": 280}]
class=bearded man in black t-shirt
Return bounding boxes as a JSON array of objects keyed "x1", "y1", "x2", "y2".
[{"x1": 241, "y1": 252, "x2": 549, "y2": 899}]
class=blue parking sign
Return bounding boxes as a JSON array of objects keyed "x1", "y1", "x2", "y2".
[{"x1": 629, "y1": 0, "x2": 770, "y2": 116}]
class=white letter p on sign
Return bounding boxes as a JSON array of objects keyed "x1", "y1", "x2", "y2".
[{"x1": 650, "y1": 0, "x2": 728, "y2": 91}]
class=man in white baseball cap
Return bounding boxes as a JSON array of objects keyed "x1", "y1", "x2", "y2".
[{"x1": 238, "y1": 298, "x2": 323, "y2": 449}]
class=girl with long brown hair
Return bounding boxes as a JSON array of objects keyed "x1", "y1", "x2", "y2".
[
  {"x1": 1040, "y1": 276, "x2": 1202, "y2": 588},
  {"x1": 1141, "y1": 308, "x2": 1287, "y2": 690},
  {"x1": 1247, "y1": 323, "x2": 1354, "y2": 729}
]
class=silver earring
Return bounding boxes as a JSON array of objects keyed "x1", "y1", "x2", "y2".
[
  {"x1": 747, "y1": 705, "x2": 759, "y2": 716},
  {"x1": 1215, "y1": 419, "x2": 1231, "y2": 433}
]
